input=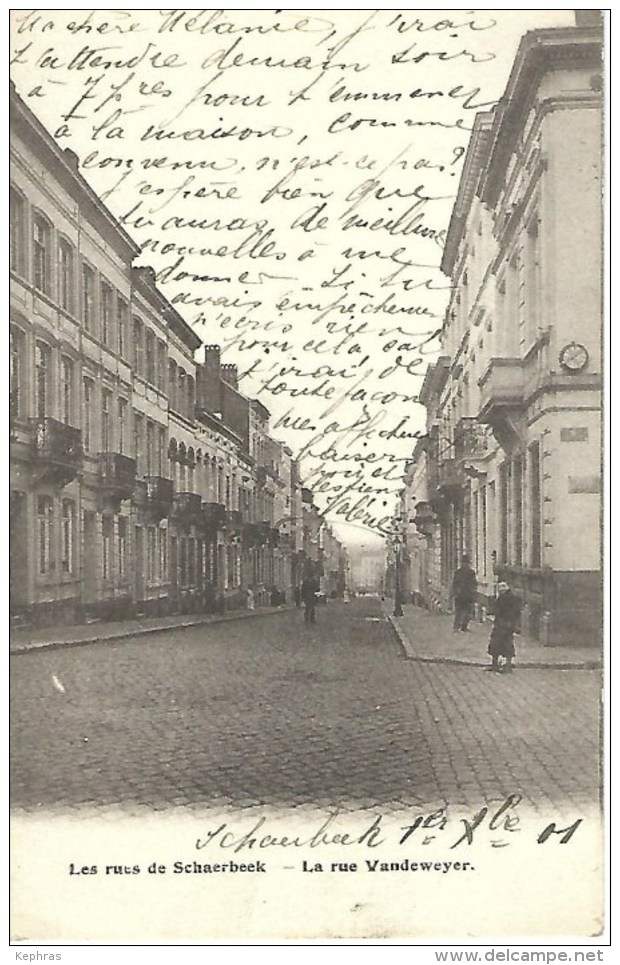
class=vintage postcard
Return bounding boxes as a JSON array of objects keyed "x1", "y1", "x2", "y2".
[{"x1": 9, "y1": 7, "x2": 607, "y2": 944}]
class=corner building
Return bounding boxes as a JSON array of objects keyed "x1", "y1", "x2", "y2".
[
  {"x1": 416, "y1": 23, "x2": 603, "y2": 646},
  {"x1": 9, "y1": 85, "x2": 302, "y2": 627}
]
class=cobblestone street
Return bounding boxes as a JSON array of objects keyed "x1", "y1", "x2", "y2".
[{"x1": 10, "y1": 598, "x2": 601, "y2": 816}]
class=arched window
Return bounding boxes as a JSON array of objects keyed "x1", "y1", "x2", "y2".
[{"x1": 178, "y1": 369, "x2": 186, "y2": 416}]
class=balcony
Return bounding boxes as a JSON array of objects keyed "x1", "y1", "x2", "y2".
[
  {"x1": 202, "y1": 501, "x2": 227, "y2": 533},
  {"x1": 436, "y1": 459, "x2": 463, "y2": 501},
  {"x1": 32, "y1": 417, "x2": 82, "y2": 486},
  {"x1": 133, "y1": 476, "x2": 173, "y2": 520},
  {"x1": 172, "y1": 492, "x2": 203, "y2": 526},
  {"x1": 454, "y1": 418, "x2": 490, "y2": 462},
  {"x1": 225, "y1": 509, "x2": 243, "y2": 532},
  {"x1": 413, "y1": 500, "x2": 437, "y2": 537},
  {"x1": 478, "y1": 359, "x2": 524, "y2": 424},
  {"x1": 99, "y1": 452, "x2": 136, "y2": 502},
  {"x1": 242, "y1": 522, "x2": 260, "y2": 547}
]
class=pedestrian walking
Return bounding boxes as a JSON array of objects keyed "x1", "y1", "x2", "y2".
[
  {"x1": 451, "y1": 554, "x2": 477, "y2": 631},
  {"x1": 294, "y1": 586, "x2": 301, "y2": 608},
  {"x1": 301, "y1": 576, "x2": 318, "y2": 625},
  {"x1": 486, "y1": 581, "x2": 521, "y2": 673}
]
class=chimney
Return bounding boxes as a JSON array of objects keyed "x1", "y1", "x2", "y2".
[
  {"x1": 197, "y1": 344, "x2": 222, "y2": 413},
  {"x1": 221, "y1": 363, "x2": 238, "y2": 390},
  {"x1": 574, "y1": 10, "x2": 603, "y2": 27}
]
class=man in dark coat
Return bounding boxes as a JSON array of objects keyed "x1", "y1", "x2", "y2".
[
  {"x1": 301, "y1": 575, "x2": 318, "y2": 625},
  {"x1": 451, "y1": 554, "x2": 477, "y2": 631},
  {"x1": 487, "y1": 581, "x2": 521, "y2": 673}
]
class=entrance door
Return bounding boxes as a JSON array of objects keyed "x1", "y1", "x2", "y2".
[
  {"x1": 83, "y1": 511, "x2": 97, "y2": 606},
  {"x1": 134, "y1": 525, "x2": 144, "y2": 603},
  {"x1": 10, "y1": 491, "x2": 28, "y2": 614}
]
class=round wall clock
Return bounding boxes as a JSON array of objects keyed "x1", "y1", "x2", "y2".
[{"x1": 559, "y1": 342, "x2": 589, "y2": 372}]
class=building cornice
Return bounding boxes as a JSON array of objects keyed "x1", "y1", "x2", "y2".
[{"x1": 480, "y1": 26, "x2": 603, "y2": 209}]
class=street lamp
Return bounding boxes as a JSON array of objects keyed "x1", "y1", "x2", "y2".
[{"x1": 393, "y1": 536, "x2": 404, "y2": 617}]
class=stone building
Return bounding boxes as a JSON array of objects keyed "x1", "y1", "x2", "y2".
[
  {"x1": 9, "y1": 84, "x2": 303, "y2": 626},
  {"x1": 410, "y1": 20, "x2": 603, "y2": 645}
]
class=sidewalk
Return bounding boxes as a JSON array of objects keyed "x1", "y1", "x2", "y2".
[
  {"x1": 10, "y1": 605, "x2": 295, "y2": 655},
  {"x1": 385, "y1": 602, "x2": 602, "y2": 670}
]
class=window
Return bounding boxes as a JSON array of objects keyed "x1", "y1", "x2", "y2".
[
  {"x1": 37, "y1": 496, "x2": 54, "y2": 575},
  {"x1": 61, "y1": 499, "x2": 75, "y2": 574},
  {"x1": 10, "y1": 327, "x2": 24, "y2": 420},
  {"x1": 10, "y1": 188, "x2": 25, "y2": 275},
  {"x1": 158, "y1": 425, "x2": 166, "y2": 476},
  {"x1": 102, "y1": 516, "x2": 113, "y2": 580},
  {"x1": 83, "y1": 378, "x2": 94, "y2": 452},
  {"x1": 157, "y1": 341, "x2": 167, "y2": 392},
  {"x1": 147, "y1": 527, "x2": 157, "y2": 583},
  {"x1": 101, "y1": 389, "x2": 112, "y2": 453},
  {"x1": 145, "y1": 329, "x2": 156, "y2": 385},
  {"x1": 118, "y1": 517, "x2": 128, "y2": 580},
  {"x1": 186, "y1": 375, "x2": 195, "y2": 419},
  {"x1": 133, "y1": 318, "x2": 143, "y2": 375},
  {"x1": 134, "y1": 412, "x2": 144, "y2": 473},
  {"x1": 33, "y1": 215, "x2": 51, "y2": 294},
  {"x1": 35, "y1": 341, "x2": 51, "y2": 421},
  {"x1": 101, "y1": 283, "x2": 113, "y2": 344},
  {"x1": 178, "y1": 370, "x2": 186, "y2": 416},
  {"x1": 60, "y1": 356, "x2": 74, "y2": 425},
  {"x1": 525, "y1": 215, "x2": 540, "y2": 347},
  {"x1": 116, "y1": 398, "x2": 127, "y2": 455},
  {"x1": 83, "y1": 265, "x2": 95, "y2": 333},
  {"x1": 159, "y1": 528, "x2": 167, "y2": 580},
  {"x1": 58, "y1": 239, "x2": 74, "y2": 312},
  {"x1": 168, "y1": 360, "x2": 177, "y2": 410},
  {"x1": 117, "y1": 299, "x2": 127, "y2": 358},
  {"x1": 513, "y1": 455, "x2": 523, "y2": 566},
  {"x1": 146, "y1": 421, "x2": 155, "y2": 474}
]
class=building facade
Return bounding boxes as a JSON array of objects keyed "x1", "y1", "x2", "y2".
[
  {"x1": 407, "y1": 22, "x2": 603, "y2": 646},
  {"x1": 9, "y1": 85, "x2": 307, "y2": 627}
]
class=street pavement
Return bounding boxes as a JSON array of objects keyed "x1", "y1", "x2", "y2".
[
  {"x1": 388, "y1": 602, "x2": 602, "y2": 669},
  {"x1": 10, "y1": 598, "x2": 601, "y2": 817}
]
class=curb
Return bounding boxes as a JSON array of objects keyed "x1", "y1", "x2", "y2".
[
  {"x1": 10, "y1": 606, "x2": 296, "y2": 655},
  {"x1": 385, "y1": 613, "x2": 601, "y2": 671}
]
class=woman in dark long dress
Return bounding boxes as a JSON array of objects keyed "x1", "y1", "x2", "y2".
[{"x1": 487, "y1": 581, "x2": 521, "y2": 673}]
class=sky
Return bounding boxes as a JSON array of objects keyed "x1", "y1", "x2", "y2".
[{"x1": 9, "y1": 8, "x2": 576, "y2": 551}]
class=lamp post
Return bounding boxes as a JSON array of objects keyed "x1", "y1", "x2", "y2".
[{"x1": 393, "y1": 536, "x2": 404, "y2": 617}]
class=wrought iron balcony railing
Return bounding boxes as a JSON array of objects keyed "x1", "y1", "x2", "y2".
[
  {"x1": 32, "y1": 417, "x2": 82, "y2": 485},
  {"x1": 99, "y1": 452, "x2": 136, "y2": 501}
]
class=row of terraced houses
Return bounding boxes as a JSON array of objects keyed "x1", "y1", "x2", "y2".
[
  {"x1": 385, "y1": 16, "x2": 604, "y2": 647},
  {"x1": 9, "y1": 84, "x2": 347, "y2": 627}
]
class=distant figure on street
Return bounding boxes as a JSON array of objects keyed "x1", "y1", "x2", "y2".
[
  {"x1": 486, "y1": 582, "x2": 521, "y2": 673},
  {"x1": 301, "y1": 576, "x2": 318, "y2": 625},
  {"x1": 452, "y1": 554, "x2": 477, "y2": 631},
  {"x1": 294, "y1": 586, "x2": 301, "y2": 608},
  {"x1": 246, "y1": 587, "x2": 255, "y2": 611}
]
